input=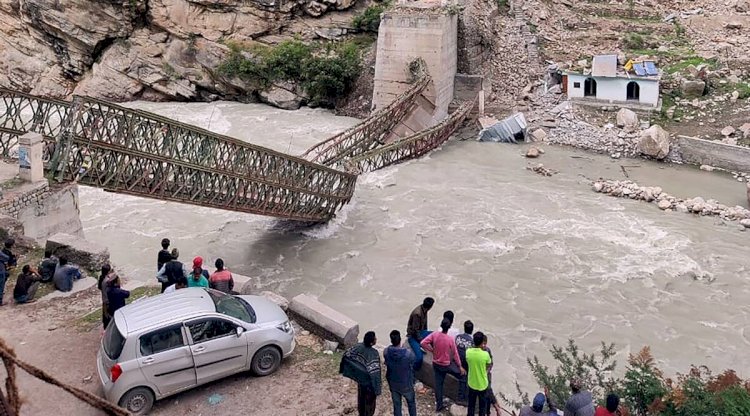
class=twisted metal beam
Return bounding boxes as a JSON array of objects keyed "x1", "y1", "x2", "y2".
[
  {"x1": 46, "y1": 97, "x2": 357, "y2": 221},
  {"x1": 346, "y1": 99, "x2": 475, "y2": 174},
  {"x1": 301, "y1": 75, "x2": 431, "y2": 166}
]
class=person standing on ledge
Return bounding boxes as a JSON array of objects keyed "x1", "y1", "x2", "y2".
[
  {"x1": 420, "y1": 318, "x2": 465, "y2": 412},
  {"x1": 406, "y1": 297, "x2": 434, "y2": 371},
  {"x1": 384, "y1": 330, "x2": 417, "y2": 416},
  {"x1": 209, "y1": 258, "x2": 234, "y2": 294},
  {"x1": 466, "y1": 331, "x2": 492, "y2": 416},
  {"x1": 340, "y1": 331, "x2": 382, "y2": 416},
  {"x1": 157, "y1": 238, "x2": 172, "y2": 271}
]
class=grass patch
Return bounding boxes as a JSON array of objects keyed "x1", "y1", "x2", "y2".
[
  {"x1": 219, "y1": 39, "x2": 362, "y2": 107},
  {"x1": 292, "y1": 345, "x2": 342, "y2": 378},
  {"x1": 665, "y1": 56, "x2": 718, "y2": 74},
  {"x1": 715, "y1": 81, "x2": 750, "y2": 99},
  {"x1": 0, "y1": 177, "x2": 23, "y2": 190}
]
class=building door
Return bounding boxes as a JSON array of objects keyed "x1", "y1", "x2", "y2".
[
  {"x1": 627, "y1": 81, "x2": 640, "y2": 101},
  {"x1": 584, "y1": 78, "x2": 597, "y2": 97}
]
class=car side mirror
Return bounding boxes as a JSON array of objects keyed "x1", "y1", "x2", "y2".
[{"x1": 236, "y1": 326, "x2": 245, "y2": 337}]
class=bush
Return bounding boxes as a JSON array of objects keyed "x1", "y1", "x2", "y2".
[
  {"x1": 622, "y1": 33, "x2": 645, "y2": 50},
  {"x1": 352, "y1": 2, "x2": 390, "y2": 33},
  {"x1": 509, "y1": 341, "x2": 750, "y2": 416},
  {"x1": 219, "y1": 39, "x2": 362, "y2": 107}
]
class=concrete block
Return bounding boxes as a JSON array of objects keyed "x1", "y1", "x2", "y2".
[
  {"x1": 288, "y1": 294, "x2": 359, "y2": 347},
  {"x1": 415, "y1": 351, "x2": 461, "y2": 402},
  {"x1": 232, "y1": 272, "x2": 252, "y2": 293},
  {"x1": 18, "y1": 132, "x2": 44, "y2": 183},
  {"x1": 45, "y1": 233, "x2": 110, "y2": 272},
  {"x1": 676, "y1": 136, "x2": 750, "y2": 172}
]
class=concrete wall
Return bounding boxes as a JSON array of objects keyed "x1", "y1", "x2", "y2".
[
  {"x1": 16, "y1": 184, "x2": 84, "y2": 242},
  {"x1": 567, "y1": 74, "x2": 659, "y2": 107},
  {"x1": 373, "y1": 8, "x2": 458, "y2": 129},
  {"x1": 676, "y1": 136, "x2": 750, "y2": 172},
  {"x1": 453, "y1": 73, "x2": 484, "y2": 116}
]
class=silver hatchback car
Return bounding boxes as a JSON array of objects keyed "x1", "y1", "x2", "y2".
[{"x1": 97, "y1": 287, "x2": 295, "y2": 415}]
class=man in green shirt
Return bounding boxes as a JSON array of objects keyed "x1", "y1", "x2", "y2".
[{"x1": 465, "y1": 331, "x2": 492, "y2": 416}]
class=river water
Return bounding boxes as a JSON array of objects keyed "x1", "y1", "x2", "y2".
[{"x1": 79, "y1": 101, "x2": 750, "y2": 394}]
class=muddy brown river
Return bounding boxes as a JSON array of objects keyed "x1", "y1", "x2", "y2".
[{"x1": 79, "y1": 101, "x2": 750, "y2": 394}]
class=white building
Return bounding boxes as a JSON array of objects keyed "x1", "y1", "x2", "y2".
[{"x1": 564, "y1": 54, "x2": 661, "y2": 109}]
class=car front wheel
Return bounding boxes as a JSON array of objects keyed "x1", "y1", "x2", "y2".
[
  {"x1": 118, "y1": 386, "x2": 155, "y2": 415},
  {"x1": 251, "y1": 346, "x2": 281, "y2": 376}
]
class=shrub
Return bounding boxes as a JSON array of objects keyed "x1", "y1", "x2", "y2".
[
  {"x1": 352, "y1": 2, "x2": 390, "y2": 33},
  {"x1": 219, "y1": 39, "x2": 362, "y2": 107},
  {"x1": 620, "y1": 347, "x2": 667, "y2": 416},
  {"x1": 622, "y1": 33, "x2": 645, "y2": 50}
]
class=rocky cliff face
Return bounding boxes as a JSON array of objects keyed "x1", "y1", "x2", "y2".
[{"x1": 0, "y1": 0, "x2": 360, "y2": 102}]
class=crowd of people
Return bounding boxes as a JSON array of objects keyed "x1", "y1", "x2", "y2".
[
  {"x1": 340, "y1": 297, "x2": 624, "y2": 416},
  {"x1": 0, "y1": 239, "x2": 86, "y2": 305}
]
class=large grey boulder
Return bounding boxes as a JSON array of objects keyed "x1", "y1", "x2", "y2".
[
  {"x1": 288, "y1": 294, "x2": 359, "y2": 347},
  {"x1": 638, "y1": 125, "x2": 671, "y2": 159},
  {"x1": 616, "y1": 108, "x2": 639, "y2": 130},
  {"x1": 45, "y1": 233, "x2": 110, "y2": 272},
  {"x1": 681, "y1": 80, "x2": 706, "y2": 98},
  {"x1": 259, "y1": 83, "x2": 305, "y2": 110}
]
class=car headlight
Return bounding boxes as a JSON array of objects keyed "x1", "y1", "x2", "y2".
[{"x1": 276, "y1": 320, "x2": 293, "y2": 334}]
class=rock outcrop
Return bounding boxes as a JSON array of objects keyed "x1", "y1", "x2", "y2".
[{"x1": 0, "y1": 0, "x2": 360, "y2": 103}]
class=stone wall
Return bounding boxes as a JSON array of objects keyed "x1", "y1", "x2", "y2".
[
  {"x1": 676, "y1": 136, "x2": 750, "y2": 172},
  {"x1": 0, "y1": 181, "x2": 50, "y2": 218},
  {"x1": 0, "y1": 181, "x2": 83, "y2": 243}
]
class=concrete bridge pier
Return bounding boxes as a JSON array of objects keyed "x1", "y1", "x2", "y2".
[{"x1": 373, "y1": 4, "x2": 458, "y2": 139}]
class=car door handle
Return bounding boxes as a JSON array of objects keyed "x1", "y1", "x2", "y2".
[
  {"x1": 142, "y1": 357, "x2": 155, "y2": 365},
  {"x1": 193, "y1": 346, "x2": 206, "y2": 354}
]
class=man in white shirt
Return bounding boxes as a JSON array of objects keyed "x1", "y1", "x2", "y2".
[{"x1": 163, "y1": 276, "x2": 188, "y2": 293}]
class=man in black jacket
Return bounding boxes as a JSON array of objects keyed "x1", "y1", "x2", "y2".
[
  {"x1": 157, "y1": 238, "x2": 172, "y2": 271},
  {"x1": 156, "y1": 248, "x2": 186, "y2": 293}
]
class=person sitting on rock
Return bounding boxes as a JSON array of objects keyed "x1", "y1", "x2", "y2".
[
  {"x1": 164, "y1": 275, "x2": 188, "y2": 294},
  {"x1": 38, "y1": 250, "x2": 58, "y2": 283},
  {"x1": 52, "y1": 257, "x2": 83, "y2": 292},
  {"x1": 13, "y1": 265, "x2": 41, "y2": 304}
]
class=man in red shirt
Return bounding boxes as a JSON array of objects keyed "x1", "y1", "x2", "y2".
[
  {"x1": 420, "y1": 318, "x2": 466, "y2": 411},
  {"x1": 594, "y1": 393, "x2": 620, "y2": 416}
]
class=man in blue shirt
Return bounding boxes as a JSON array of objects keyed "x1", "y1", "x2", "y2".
[{"x1": 384, "y1": 330, "x2": 417, "y2": 416}]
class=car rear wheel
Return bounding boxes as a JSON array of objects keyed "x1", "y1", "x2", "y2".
[
  {"x1": 251, "y1": 346, "x2": 281, "y2": 376},
  {"x1": 118, "y1": 387, "x2": 155, "y2": 415}
]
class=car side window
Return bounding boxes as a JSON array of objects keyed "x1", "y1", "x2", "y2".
[
  {"x1": 140, "y1": 326, "x2": 185, "y2": 356},
  {"x1": 187, "y1": 319, "x2": 237, "y2": 344}
]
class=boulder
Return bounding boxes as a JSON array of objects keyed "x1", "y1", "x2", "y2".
[
  {"x1": 638, "y1": 125, "x2": 670, "y2": 159},
  {"x1": 45, "y1": 233, "x2": 110, "y2": 272},
  {"x1": 530, "y1": 128, "x2": 548, "y2": 141},
  {"x1": 526, "y1": 147, "x2": 540, "y2": 158},
  {"x1": 260, "y1": 291, "x2": 290, "y2": 311},
  {"x1": 259, "y1": 83, "x2": 305, "y2": 110},
  {"x1": 615, "y1": 108, "x2": 639, "y2": 130},
  {"x1": 721, "y1": 126, "x2": 736, "y2": 137},
  {"x1": 736, "y1": 0, "x2": 750, "y2": 12},
  {"x1": 657, "y1": 199, "x2": 672, "y2": 210},
  {"x1": 288, "y1": 294, "x2": 359, "y2": 347},
  {"x1": 681, "y1": 80, "x2": 706, "y2": 98},
  {"x1": 739, "y1": 123, "x2": 750, "y2": 138}
]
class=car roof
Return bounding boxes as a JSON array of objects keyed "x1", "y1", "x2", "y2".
[{"x1": 116, "y1": 287, "x2": 217, "y2": 334}]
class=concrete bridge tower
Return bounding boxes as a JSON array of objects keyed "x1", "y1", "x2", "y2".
[{"x1": 372, "y1": 1, "x2": 458, "y2": 138}]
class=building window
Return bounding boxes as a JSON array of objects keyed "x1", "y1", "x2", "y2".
[
  {"x1": 626, "y1": 81, "x2": 640, "y2": 101},
  {"x1": 584, "y1": 78, "x2": 597, "y2": 97},
  {"x1": 573, "y1": 82, "x2": 581, "y2": 88}
]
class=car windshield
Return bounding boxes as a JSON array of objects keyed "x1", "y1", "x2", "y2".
[
  {"x1": 207, "y1": 289, "x2": 256, "y2": 323},
  {"x1": 103, "y1": 321, "x2": 126, "y2": 360}
]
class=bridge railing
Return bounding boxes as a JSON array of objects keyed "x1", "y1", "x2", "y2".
[
  {"x1": 0, "y1": 88, "x2": 71, "y2": 158},
  {"x1": 346, "y1": 98, "x2": 475, "y2": 174},
  {"x1": 47, "y1": 97, "x2": 357, "y2": 221},
  {"x1": 301, "y1": 75, "x2": 431, "y2": 166}
]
